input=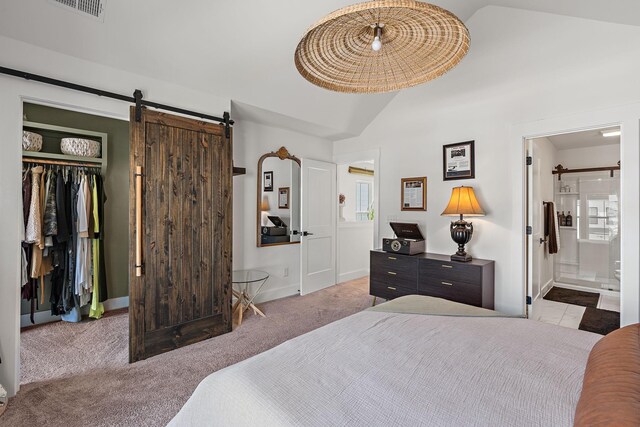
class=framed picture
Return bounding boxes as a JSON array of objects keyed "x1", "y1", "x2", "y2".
[
  {"x1": 263, "y1": 171, "x2": 273, "y2": 192},
  {"x1": 278, "y1": 187, "x2": 290, "y2": 209},
  {"x1": 443, "y1": 140, "x2": 475, "y2": 180},
  {"x1": 401, "y1": 177, "x2": 427, "y2": 211}
]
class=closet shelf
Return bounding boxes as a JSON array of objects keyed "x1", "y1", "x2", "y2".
[
  {"x1": 22, "y1": 151, "x2": 104, "y2": 164},
  {"x1": 559, "y1": 226, "x2": 577, "y2": 230},
  {"x1": 555, "y1": 192, "x2": 579, "y2": 196},
  {"x1": 23, "y1": 120, "x2": 108, "y2": 175}
]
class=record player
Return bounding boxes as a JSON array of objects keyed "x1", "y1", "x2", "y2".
[{"x1": 383, "y1": 222, "x2": 425, "y2": 255}]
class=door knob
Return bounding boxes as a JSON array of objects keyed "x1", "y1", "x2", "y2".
[
  {"x1": 302, "y1": 231, "x2": 314, "y2": 236},
  {"x1": 539, "y1": 238, "x2": 545, "y2": 244}
]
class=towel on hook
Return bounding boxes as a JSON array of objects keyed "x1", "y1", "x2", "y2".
[{"x1": 545, "y1": 201, "x2": 559, "y2": 254}]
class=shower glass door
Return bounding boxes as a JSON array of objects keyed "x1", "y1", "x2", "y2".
[{"x1": 554, "y1": 173, "x2": 620, "y2": 292}]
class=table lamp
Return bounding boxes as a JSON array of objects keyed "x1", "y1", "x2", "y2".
[
  {"x1": 261, "y1": 196, "x2": 270, "y2": 226},
  {"x1": 441, "y1": 186, "x2": 485, "y2": 262}
]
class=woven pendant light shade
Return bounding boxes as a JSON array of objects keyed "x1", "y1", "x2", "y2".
[{"x1": 294, "y1": 0, "x2": 470, "y2": 94}]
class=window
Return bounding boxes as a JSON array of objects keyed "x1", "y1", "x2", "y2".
[
  {"x1": 355, "y1": 182, "x2": 372, "y2": 221},
  {"x1": 577, "y1": 195, "x2": 618, "y2": 241}
]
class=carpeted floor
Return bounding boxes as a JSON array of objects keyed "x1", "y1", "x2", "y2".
[
  {"x1": 4, "y1": 277, "x2": 372, "y2": 427},
  {"x1": 543, "y1": 286, "x2": 600, "y2": 308}
]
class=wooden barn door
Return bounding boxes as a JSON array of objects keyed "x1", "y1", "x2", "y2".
[{"x1": 129, "y1": 108, "x2": 232, "y2": 362}]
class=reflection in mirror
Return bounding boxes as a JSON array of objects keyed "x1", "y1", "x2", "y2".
[{"x1": 257, "y1": 147, "x2": 301, "y2": 247}]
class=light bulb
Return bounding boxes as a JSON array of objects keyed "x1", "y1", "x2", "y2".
[{"x1": 371, "y1": 36, "x2": 382, "y2": 52}]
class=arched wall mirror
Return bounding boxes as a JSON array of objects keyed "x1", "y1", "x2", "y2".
[{"x1": 257, "y1": 147, "x2": 301, "y2": 247}]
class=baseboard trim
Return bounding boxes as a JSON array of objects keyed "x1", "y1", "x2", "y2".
[
  {"x1": 252, "y1": 284, "x2": 299, "y2": 304},
  {"x1": 20, "y1": 296, "x2": 129, "y2": 327},
  {"x1": 338, "y1": 269, "x2": 369, "y2": 284},
  {"x1": 540, "y1": 279, "x2": 554, "y2": 299},
  {"x1": 553, "y1": 282, "x2": 620, "y2": 297}
]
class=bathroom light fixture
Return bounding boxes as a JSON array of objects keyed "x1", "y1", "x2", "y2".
[
  {"x1": 601, "y1": 129, "x2": 621, "y2": 137},
  {"x1": 294, "y1": 1, "x2": 470, "y2": 93}
]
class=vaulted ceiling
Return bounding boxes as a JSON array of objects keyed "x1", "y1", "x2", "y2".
[{"x1": 1, "y1": 0, "x2": 639, "y2": 140}]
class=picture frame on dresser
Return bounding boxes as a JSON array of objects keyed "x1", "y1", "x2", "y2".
[{"x1": 443, "y1": 140, "x2": 475, "y2": 181}]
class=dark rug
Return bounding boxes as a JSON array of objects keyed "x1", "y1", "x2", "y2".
[
  {"x1": 579, "y1": 307, "x2": 620, "y2": 335},
  {"x1": 544, "y1": 287, "x2": 600, "y2": 308}
]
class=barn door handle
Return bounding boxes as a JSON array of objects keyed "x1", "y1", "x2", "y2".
[{"x1": 135, "y1": 166, "x2": 144, "y2": 277}]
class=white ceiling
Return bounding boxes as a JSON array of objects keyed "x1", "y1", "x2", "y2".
[
  {"x1": 1, "y1": 0, "x2": 639, "y2": 140},
  {"x1": 546, "y1": 127, "x2": 621, "y2": 150}
]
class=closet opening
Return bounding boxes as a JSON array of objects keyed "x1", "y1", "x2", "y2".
[
  {"x1": 19, "y1": 102, "x2": 130, "y2": 385},
  {"x1": 525, "y1": 125, "x2": 621, "y2": 336}
]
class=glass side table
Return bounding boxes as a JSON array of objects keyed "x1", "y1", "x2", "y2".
[{"x1": 232, "y1": 270, "x2": 269, "y2": 326}]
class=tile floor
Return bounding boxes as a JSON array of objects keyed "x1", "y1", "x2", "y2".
[{"x1": 534, "y1": 292, "x2": 620, "y2": 329}]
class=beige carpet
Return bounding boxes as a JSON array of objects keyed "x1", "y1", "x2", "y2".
[{"x1": 4, "y1": 277, "x2": 371, "y2": 426}]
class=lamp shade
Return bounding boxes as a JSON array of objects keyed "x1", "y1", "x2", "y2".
[
  {"x1": 261, "y1": 196, "x2": 270, "y2": 211},
  {"x1": 441, "y1": 186, "x2": 485, "y2": 217}
]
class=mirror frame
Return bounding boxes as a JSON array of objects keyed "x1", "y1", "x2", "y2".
[{"x1": 256, "y1": 146, "x2": 302, "y2": 247}]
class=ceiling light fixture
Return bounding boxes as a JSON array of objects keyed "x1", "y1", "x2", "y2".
[
  {"x1": 601, "y1": 130, "x2": 621, "y2": 137},
  {"x1": 294, "y1": 1, "x2": 470, "y2": 94},
  {"x1": 371, "y1": 24, "x2": 383, "y2": 52}
]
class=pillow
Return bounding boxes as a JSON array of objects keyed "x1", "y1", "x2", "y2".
[{"x1": 574, "y1": 323, "x2": 640, "y2": 426}]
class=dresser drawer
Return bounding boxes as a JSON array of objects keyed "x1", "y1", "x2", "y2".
[
  {"x1": 371, "y1": 251, "x2": 418, "y2": 290},
  {"x1": 419, "y1": 259, "x2": 482, "y2": 284},
  {"x1": 370, "y1": 278, "x2": 416, "y2": 300},
  {"x1": 418, "y1": 277, "x2": 482, "y2": 307}
]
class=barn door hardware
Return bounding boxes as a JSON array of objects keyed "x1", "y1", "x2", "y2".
[{"x1": 0, "y1": 65, "x2": 233, "y2": 133}]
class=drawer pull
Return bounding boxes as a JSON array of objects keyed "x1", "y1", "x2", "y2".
[
  {"x1": 441, "y1": 281, "x2": 453, "y2": 286},
  {"x1": 441, "y1": 264, "x2": 453, "y2": 269},
  {"x1": 387, "y1": 286, "x2": 397, "y2": 291},
  {"x1": 388, "y1": 256, "x2": 397, "y2": 260},
  {"x1": 388, "y1": 271, "x2": 397, "y2": 275}
]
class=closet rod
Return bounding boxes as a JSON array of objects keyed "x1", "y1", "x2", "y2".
[
  {"x1": 22, "y1": 157, "x2": 102, "y2": 168},
  {"x1": 552, "y1": 162, "x2": 620, "y2": 181},
  {"x1": 0, "y1": 65, "x2": 234, "y2": 137}
]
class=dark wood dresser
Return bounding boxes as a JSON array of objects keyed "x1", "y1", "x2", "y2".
[{"x1": 370, "y1": 249, "x2": 495, "y2": 309}]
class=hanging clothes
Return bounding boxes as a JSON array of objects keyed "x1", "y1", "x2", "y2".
[
  {"x1": 20, "y1": 163, "x2": 109, "y2": 324},
  {"x1": 25, "y1": 166, "x2": 43, "y2": 245}
]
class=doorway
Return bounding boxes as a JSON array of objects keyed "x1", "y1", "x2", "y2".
[
  {"x1": 334, "y1": 150, "x2": 380, "y2": 286},
  {"x1": 19, "y1": 102, "x2": 130, "y2": 385},
  {"x1": 526, "y1": 126, "x2": 621, "y2": 334}
]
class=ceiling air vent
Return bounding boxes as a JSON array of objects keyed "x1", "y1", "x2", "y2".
[{"x1": 49, "y1": 0, "x2": 106, "y2": 22}]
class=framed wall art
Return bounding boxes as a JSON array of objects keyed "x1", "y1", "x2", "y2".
[
  {"x1": 263, "y1": 171, "x2": 273, "y2": 192},
  {"x1": 401, "y1": 177, "x2": 427, "y2": 211},
  {"x1": 278, "y1": 187, "x2": 290, "y2": 209},
  {"x1": 443, "y1": 140, "x2": 475, "y2": 180}
]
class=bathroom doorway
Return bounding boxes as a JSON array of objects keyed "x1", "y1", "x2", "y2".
[{"x1": 526, "y1": 126, "x2": 621, "y2": 334}]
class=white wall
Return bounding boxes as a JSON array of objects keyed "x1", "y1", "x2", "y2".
[
  {"x1": 556, "y1": 144, "x2": 620, "y2": 169},
  {"x1": 333, "y1": 6, "x2": 640, "y2": 321},
  {"x1": 337, "y1": 222, "x2": 374, "y2": 282},
  {"x1": 0, "y1": 35, "x2": 230, "y2": 396},
  {"x1": 231, "y1": 118, "x2": 333, "y2": 303}
]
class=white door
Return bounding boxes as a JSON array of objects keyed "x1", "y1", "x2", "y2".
[
  {"x1": 526, "y1": 139, "x2": 544, "y2": 317},
  {"x1": 300, "y1": 158, "x2": 337, "y2": 295}
]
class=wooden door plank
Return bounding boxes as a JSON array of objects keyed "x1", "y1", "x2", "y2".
[
  {"x1": 144, "y1": 123, "x2": 159, "y2": 332},
  {"x1": 129, "y1": 107, "x2": 146, "y2": 363}
]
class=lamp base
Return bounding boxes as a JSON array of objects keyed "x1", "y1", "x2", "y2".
[{"x1": 451, "y1": 252, "x2": 472, "y2": 262}]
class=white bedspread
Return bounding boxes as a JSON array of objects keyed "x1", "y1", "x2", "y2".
[{"x1": 169, "y1": 309, "x2": 600, "y2": 426}]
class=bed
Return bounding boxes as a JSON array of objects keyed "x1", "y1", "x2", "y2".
[{"x1": 169, "y1": 296, "x2": 640, "y2": 426}]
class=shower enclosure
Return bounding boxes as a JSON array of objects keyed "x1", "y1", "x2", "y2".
[{"x1": 554, "y1": 172, "x2": 620, "y2": 291}]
